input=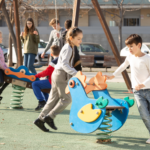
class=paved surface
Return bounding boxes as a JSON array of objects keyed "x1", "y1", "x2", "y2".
[
  {"x1": 36, "y1": 66, "x2": 131, "y2": 83},
  {"x1": 2, "y1": 67, "x2": 145, "y2": 150},
  {"x1": 0, "y1": 82, "x2": 150, "y2": 150},
  {"x1": 83, "y1": 72, "x2": 131, "y2": 83}
]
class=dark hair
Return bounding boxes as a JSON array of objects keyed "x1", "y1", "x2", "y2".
[
  {"x1": 64, "y1": 20, "x2": 72, "y2": 29},
  {"x1": 50, "y1": 45, "x2": 60, "y2": 56},
  {"x1": 66, "y1": 27, "x2": 82, "y2": 46},
  {"x1": 49, "y1": 18, "x2": 59, "y2": 26},
  {"x1": 125, "y1": 34, "x2": 142, "y2": 46},
  {"x1": 24, "y1": 18, "x2": 35, "y2": 37}
]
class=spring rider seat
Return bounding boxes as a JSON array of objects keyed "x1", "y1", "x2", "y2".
[{"x1": 65, "y1": 71, "x2": 134, "y2": 143}]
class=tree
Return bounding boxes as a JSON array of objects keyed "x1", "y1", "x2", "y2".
[
  {"x1": 1, "y1": 2, "x2": 18, "y2": 58},
  {"x1": 103, "y1": 0, "x2": 142, "y2": 51},
  {"x1": 62, "y1": 0, "x2": 144, "y2": 51},
  {"x1": 0, "y1": 0, "x2": 45, "y2": 66}
]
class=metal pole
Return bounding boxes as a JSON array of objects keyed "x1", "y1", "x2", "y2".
[
  {"x1": 13, "y1": 0, "x2": 23, "y2": 67},
  {"x1": 91, "y1": 0, "x2": 132, "y2": 92},
  {"x1": 72, "y1": 0, "x2": 81, "y2": 27}
]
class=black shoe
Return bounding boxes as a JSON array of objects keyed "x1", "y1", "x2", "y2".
[
  {"x1": 34, "y1": 118, "x2": 49, "y2": 132},
  {"x1": 44, "y1": 116, "x2": 57, "y2": 130},
  {"x1": 0, "y1": 96, "x2": 2, "y2": 104},
  {"x1": 35, "y1": 101, "x2": 46, "y2": 111}
]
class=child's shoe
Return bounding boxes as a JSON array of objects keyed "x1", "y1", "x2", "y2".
[
  {"x1": 34, "y1": 118, "x2": 49, "y2": 132},
  {"x1": 44, "y1": 116, "x2": 57, "y2": 130},
  {"x1": 0, "y1": 96, "x2": 3, "y2": 104},
  {"x1": 146, "y1": 138, "x2": 150, "y2": 144},
  {"x1": 35, "y1": 101, "x2": 46, "y2": 111}
]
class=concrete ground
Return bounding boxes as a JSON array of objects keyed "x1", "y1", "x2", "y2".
[
  {"x1": 1, "y1": 67, "x2": 150, "y2": 150},
  {"x1": 36, "y1": 66, "x2": 131, "y2": 83}
]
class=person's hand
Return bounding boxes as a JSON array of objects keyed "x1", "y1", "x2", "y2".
[
  {"x1": 135, "y1": 84, "x2": 145, "y2": 91},
  {"x1": 41, "y1": 52, "x2": 45, "y2": 58},
  {"x1": 56, "y1": 33, "x2": 60, "y2": 38},
  {"x1": 105, "y1": 75, "x2": 115, "y2": 80},
  {"x1": 20, "y1": 32, "x2": 24, "y2": 36},
  {"x1": 33, "y1": 31, "x2": 38, "y2": 35}
]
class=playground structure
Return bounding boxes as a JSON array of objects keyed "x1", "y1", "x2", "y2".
[
  {"x1": 72, "y1": 0, "x2": 132, "y2": 92},
  {"x1": 66, "y1": 71, "x2": 134, "y2": 143},
  {"x1": 4, "y1": 66, "x2": 50, "y2": 109},
  {"x1": 0, "y1": 0, "x2": 134, "y2": 130},
  {"x1": 0, "y1": 0, "x2": 132, "y2": 92},
  {"x1": 3, "y1": 67, "x2": 135, "y2": 143},
  {"x1": 0, "y1": 0, "x2": 23, "y2": 67}
]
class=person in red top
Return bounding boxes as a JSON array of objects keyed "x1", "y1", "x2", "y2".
[{"x1": 32, "y1": 45, "x2": 60, "y2": 110}]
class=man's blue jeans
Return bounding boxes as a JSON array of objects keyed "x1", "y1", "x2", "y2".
[
  {"x1": 32, "y1": 79, "x2": 51, "y2": 102},
  {"x1": 24, "y1": 53, "x2": 37, "y2": 74},
  {"x1": 133, "y1": 89, "x2": 150, "y2": 135}
]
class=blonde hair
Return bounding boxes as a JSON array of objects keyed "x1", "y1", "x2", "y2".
[{"x1": 49, "y1": 18, "x2": 59, "y2": 26}]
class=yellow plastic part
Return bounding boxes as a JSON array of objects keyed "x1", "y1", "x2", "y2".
[{"x1": 78, "y1": 103, "x2": 101, "y2": 123}]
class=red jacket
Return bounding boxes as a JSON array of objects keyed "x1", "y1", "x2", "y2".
[{"x1": 35, "y1": 65, "x2": 54, "y2": 84}]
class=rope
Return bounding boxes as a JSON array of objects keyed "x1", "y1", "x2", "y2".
[{"x1": 55, "y1": 0, "x2": 59, "y2": 45}]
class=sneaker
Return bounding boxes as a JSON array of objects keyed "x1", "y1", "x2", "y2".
[
  {"x1": 35, "y1": 101, "x2": 46, "y2": 111},
  {"x1": 44, "y1": 116, "x2": 57, "y2": 130},
  {"x1": 34, "y1": 118, "x2": 49, "y2": 132},
  {"x1": 146, "y1": 138, "x2": 150, "y2": 144}
]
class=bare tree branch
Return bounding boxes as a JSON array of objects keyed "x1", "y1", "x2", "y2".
[
  {"x1": 114, "y1": 0, "x2": 121, "y2": 10},
  {"x1": 104, "y1": 10, "x2": 121, "y2": 18}
]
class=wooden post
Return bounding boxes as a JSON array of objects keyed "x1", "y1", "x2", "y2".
[
  {"x1": 91, "y1": 0, "x2": 132, "y2": 92},
  {"x1": 13, "y1": 0, "x2": 23, "y2": 67},
  {"x1": 0, "y1": 0, "x2": 5, "y2": 9},
  {"x1": 8, "y1": 5, "x2": 13, "y2": 66},
  {"x1": 72, "y1": 0, "x2": 81, "y2": 27}
]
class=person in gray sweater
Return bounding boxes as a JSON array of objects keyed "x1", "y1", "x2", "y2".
[
  {"x1": 41, "y1": 18, "x2": 65, "y2": 62},
  {"x1": 34, "y1": 27, "x2": 83, "y2": 132}
]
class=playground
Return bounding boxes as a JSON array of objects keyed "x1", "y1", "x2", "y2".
[
  {"x1": 0, "y1": 75, "x2": 150, "y2": 150},
  {"x1": 0, "y1": 0, "x2": 150, "y2": 149}
]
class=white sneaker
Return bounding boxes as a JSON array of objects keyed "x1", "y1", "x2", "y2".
[{"x1": 146, "y1": 138, "x2": 150, "y2": 144}]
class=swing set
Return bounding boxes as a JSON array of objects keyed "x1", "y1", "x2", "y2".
[
  {"x1": 0, "y1": 0, "x2": 134, "y2": 143},
  {"x1": 0, "y1": 0, "x2": 131, "y2": 106}
]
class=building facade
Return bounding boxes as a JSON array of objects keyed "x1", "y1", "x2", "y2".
[{"x1": 1, "y1": 0, "x2": 150, "y2": 53}]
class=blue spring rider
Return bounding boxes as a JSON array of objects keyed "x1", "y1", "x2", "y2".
[
  {"x1": 4, "y1": 66, "x2": 38, "y2": 109},
  {"x1": 65, "y1": 71, "x2": 134, "y2": 143}
]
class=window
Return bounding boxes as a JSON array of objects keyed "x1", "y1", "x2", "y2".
[
  {"x1": 124, "y1": 18, "x2": 140, "y2": 26},
  {"x1": 81, "y1": 44, "x2": 106, "y2": 52},
  {"x1": 38, "y1": 42, "x2": 47, "y2": 48},
  {"x1": 38, "y1": 43, "x2": 42, "y2": 48},
  {"x1": 146, "y1": 44, "x2": 150, "y2": 50},
  {"x1": 0, "y1": 44, "x2": 6, "y2": 49}
]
